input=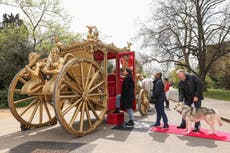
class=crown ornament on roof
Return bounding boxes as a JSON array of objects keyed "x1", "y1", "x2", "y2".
[{"x1": 86, "y1": 25, "x2": 99, "y2": 41}]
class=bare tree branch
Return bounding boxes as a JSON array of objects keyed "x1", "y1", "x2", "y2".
[{"x1": 137, "y1": 0, "x2": 230, "y2": 85}]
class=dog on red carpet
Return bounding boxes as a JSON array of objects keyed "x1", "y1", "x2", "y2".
[{"x1": 173, "y1": 102, "x2": 223, "y2": 134}]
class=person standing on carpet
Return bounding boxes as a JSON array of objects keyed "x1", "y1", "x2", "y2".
[
  {"x1": 115, "y1": 68, "x2": 135, "y2": 126},
  {"x1": 176, "y1": 69, "x2": 203, "y2": 132},
  {"x1": 151, "y1": 72, "x2": 169, "y2": 128}
]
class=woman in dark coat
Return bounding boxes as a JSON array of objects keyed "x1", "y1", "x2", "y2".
[{"x1": 115, "y1": 68, "x2": 135, "y2": 126}]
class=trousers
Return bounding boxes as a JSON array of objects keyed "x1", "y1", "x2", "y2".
[
  {"x1": 116, "y1": 95, "x2": 134, "y2": 121},
  {"x1": 180, "y1": 100, "x2": 201, "y2": 128}
]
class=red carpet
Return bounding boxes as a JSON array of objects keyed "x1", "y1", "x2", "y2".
[{"x1": 150, "y1": 124, "x2": 230, "y2": 142}]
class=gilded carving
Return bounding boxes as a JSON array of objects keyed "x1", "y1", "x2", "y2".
[
  {"x1": 42, "y1": 47, "x2": 64, "y2": 94},
  {"x1": 21, "y1": 52, "x2": 44, "y2": 93}
]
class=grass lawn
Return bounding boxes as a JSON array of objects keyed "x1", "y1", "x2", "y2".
[{"x1": 204, "y1": 89, "x2": 230, "y2": 101}]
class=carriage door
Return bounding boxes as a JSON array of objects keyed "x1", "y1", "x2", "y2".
[{"x1": 116, "y1": 51, "x2": 136, "y2": 110}]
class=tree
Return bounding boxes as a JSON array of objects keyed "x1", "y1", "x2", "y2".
[
  {"x1": 138, "y1": 0, "x2": 230, "y2": 86},
  {"x1": 2, "y1": 13, "x2": 23, "y2": 27},
  {"x1": 0, "y1": 0, "x2": 80, "y2": 51},
  {"x1": 208, "y1": 44, "x2": 230, "y2": 89},
  {"x1": 0, "y1": 13, "x2": 32, "y2": 88}
]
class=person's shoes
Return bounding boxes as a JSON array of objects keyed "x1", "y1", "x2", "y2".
[
  {"x1": 192, "y1": 128, "x2": 200, "y2": 133},
  {"x1": 162, "y1": 124, "x2": 169, "y2": 129},
  {"x1": 114, "y1": 108, "x2": 120, "y2": 113},
  {"x1": 124, "y1": 120, "x2": 134, "y2": 126},
  {"x1": 177, "y1": 124, "x2": 186, "y2": 129},
  {"x1": 152, "y1": 123, "x2": 160, "y2": 127}
]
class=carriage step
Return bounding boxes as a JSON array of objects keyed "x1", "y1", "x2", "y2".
[{"x1": 107, "y1": 112, "x2": 124, "y2": 125}]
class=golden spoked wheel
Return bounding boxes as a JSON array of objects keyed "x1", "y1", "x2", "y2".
[
  {"x1": 137, "y1": 89, "x2": 150, "y2": 116},
  {"x1": 54, "y1": 58, "x2": 107, "y2": 136},
  {"x1": 8, "y1": 69, "x2": 57, "y2": 129}
]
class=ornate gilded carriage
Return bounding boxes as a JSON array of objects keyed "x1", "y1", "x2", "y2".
[{"x1": 8, "y1": 26, "x2": 150, "y2": 136}]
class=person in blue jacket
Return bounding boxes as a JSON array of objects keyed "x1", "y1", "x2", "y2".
[{"x1": 151, "y1": 72, "x2": 169, "y2": 128}]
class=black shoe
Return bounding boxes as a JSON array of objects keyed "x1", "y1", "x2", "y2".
[
  {"x1": 124, "y1": 120, "x2": 134, "y2": 126},
  {"x1": 152, "y1": 123, "x2": 160, "y2": 127},
  {"x1": 177, "y1": 125, "x2": 186, "y2": 129},
  {"x1": 162, "y1": 124, "x2": 169, "y2": 129},
  {"x1": 192, "y1": 128, "x2": 200, "y2": 133},
  {"x1": 114, "y1": 108, "x2": 120, "y2": 113}
]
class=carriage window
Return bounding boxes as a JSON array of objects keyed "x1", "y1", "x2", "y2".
[{"x1": 108, "y1": 59, "x2": 116, "y2": 74}]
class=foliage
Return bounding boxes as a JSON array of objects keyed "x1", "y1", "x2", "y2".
[
  {"x1": 204, "y1": 89, "x2": 230, "y2": 101},
  {"x1": 169, "y1": 66, "x2": 218, "y2": 90},
  {"x1": 219, "y1": 75, "x2": 230, "y2": 89},
  {"x1": 208, "y1": 53, "x2": 230, "y2": 89},
  {"x1": 0, "y1": 89, "x2": 8, "y2": 108},
  {"x1": 0, "y1": 1, "x2": 82, "y2": 107},
  {"x1": 209, "y1": 75, "x2": 230, "y2": 89},
  {"x1": 0, "y1": 0, "x2": 81, "y2": 51},
  {"x1": 205, "y1": 75, "x2": 215, "y2": 89},
  {"x1": 2, "y1": 13, "x2": 23, "y2": 27},
  {"x1": 35, "y1": 20, "x2": 82, "y2": 52},
  {"x1": 0, "y1": 13, "x2": 32, "y2": 88},
  {"x1": 0, "y1": 88, "x2": 32, "y2": 109},
  {"x1": 167, "y1": 66, "x2": 185, "y2": 88}
]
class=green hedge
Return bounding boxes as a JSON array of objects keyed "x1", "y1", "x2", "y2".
[
  {"x1": 204, "y1": 89, "x2": 230, "y2": 101},
  {"x1": 0, "y1": 89, "x2": 8, "y2": 108},
  {"x1": 0, "y1": 89, "x2": 32, "y2": 109}
]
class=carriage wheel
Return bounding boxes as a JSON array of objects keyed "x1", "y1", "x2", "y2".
[
  {"x1": 54, "y1": 58, "x2": 107, "y2": 136},
  {"x1": 137, "y1": 89, "x2": 150, "y2": 116},
  {"x1": 8, "y1": 69, "x2": 57, "y2": 129}
]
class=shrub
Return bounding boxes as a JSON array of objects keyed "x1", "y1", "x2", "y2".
[{"x1": 0, "y1": 89, "x2": 8, "y2": 108}]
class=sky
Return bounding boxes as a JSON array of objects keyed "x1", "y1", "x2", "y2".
[
  {"x1": 0, "y1": 0, "x2": 163, "y2": 75},
  {"x1": 62, "y1": 0, "x2": 152, "y2": 50},
  {"x1": 0, "y1": 0, "x2": 152, "y2": 51}
]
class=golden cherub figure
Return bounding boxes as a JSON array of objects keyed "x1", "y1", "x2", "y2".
[
  {"x1": 42, "y1": 47, "x2": 64, "y2": 94},
  {"x1": 21, "y1": 52, "x2": 43, "y2": 93},
  {"x1": 54, "y1": 36, "x2": 66, "y2": 56}
]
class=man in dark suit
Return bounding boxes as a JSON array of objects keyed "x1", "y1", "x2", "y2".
[
  {"x1": 176, "y1": 69, "x2": 203, "y2": 132},
  {"x1": 151, "y1": 72, "x2": 169, "y2": 128}
]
